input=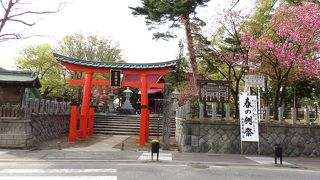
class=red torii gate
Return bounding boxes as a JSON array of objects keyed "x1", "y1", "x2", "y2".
[{"x1": 54, "y1": 53, "x2": 178, "y2": 145}]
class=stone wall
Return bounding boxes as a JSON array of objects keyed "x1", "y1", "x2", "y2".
[
  {"x1": 176, "y1": 118, "x2": 320, "y2": 157},
  {"x1": 0, "y1": 115, "x2": 69, "y2": 148},
  {"x1": 0, "y1": 118, "x2": 33, "y2": 148},
  {"x1": 31, "y1": 115, "x2": 69, "y2": 145}
]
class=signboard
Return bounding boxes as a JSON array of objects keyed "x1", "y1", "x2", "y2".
[
  {"x1": 239, "y1": 94, "x2": 259, "y2": 142},
  {"x1": 198, "y1": 80, "x2": 231, "y2": 102},
  {"x1": 244, "y1": 75, "x2": 264, "y2": 121},
  {"x1": 110, "y1": 69, "x2": 121, "y2": 87},
  {"x1": 244, "y1": 75, "x2": 265, "y2": 88}
]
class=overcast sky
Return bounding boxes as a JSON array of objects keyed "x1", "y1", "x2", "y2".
[{"x1": 0, "y1": 0, "x2": 254, "y2": 70}]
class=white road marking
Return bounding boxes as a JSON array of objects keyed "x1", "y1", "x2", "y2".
[
  {"x1": 246, "y1": 156, "x2": 293, "y2": 166},
  {"x1": 209, "y1": 165, "x2": 227, "y2": 169},
  {"x1": 0, "y1": 151, "x2": 8, "y2": 155},
  {"x1": 0, "y1": 169, "x2": 117, "y2": 174},
  {"x1": 0, "y1": 176, "x2": 117, "y2": 180},
  {"x1": 118, "y1": 163, "x2": 187, "y2": 167},
  {"x1": 138, "y1": 152, "x2": 172, "y2": 161},
  {"x1": 233, "y1": 166, "x2": 320, "y2": 173}
]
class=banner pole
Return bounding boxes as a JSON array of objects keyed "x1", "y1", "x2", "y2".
[
  {"x1": 241, "y1": 140, "x2": 243, "y2": 155},
  {"x1": 258, "y1": 88, "x2": 261, "y2": 122}
]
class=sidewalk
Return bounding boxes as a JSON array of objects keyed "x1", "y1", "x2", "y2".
[{"x1": 0, "y1": 135, "x2": 319, "y2": 171}]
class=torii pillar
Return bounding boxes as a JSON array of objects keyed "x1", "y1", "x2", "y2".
[
  {"x1": 79, "y1": 72, "x2": 93, "y2": 140},
  {"x1": 140, "y1": 73, "x2": 149, "y2": 144}
]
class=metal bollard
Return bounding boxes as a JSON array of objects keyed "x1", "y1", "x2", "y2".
[
  {"x1": 274, "y1": 144, "x2": 283, "y2": 165},
  {"x1": 151, "y1": 139, "x2": 159, "y2": 160},
  {"x1": 57, "y1": 142, "x2": 62, "y2": 150},
  {"x1": 121, "y1": 142, "x2": 124, "y2": 151}
]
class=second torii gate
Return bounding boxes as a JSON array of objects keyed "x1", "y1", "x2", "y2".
[{"x1": 54, "y1": 53, "x2": 178, "y2": 145}]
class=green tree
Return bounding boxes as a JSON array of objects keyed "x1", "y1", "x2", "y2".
[
  {"x1": 244, "y1": 0, "x2": 278, "y2": 36},
  {"x1": 58, "y1": 33, "x2": 124, "y2": 102},
  {"x1": 15, "y1": 34, "x2": 124, "y2": 100},
  {"x1": 58, "y1": 33, "x2": 123, "y2": 62},
  {"x1": 15, "y1": 44, "x2": 66, "y2": 98},
  {"x1": 195, "y1": 7, "x2": 255, "y2": 119},
  {"x1": 130, "y1": 0, "x2": 210, "y2": 91}
]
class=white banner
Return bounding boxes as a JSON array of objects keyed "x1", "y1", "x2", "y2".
[{"x1": 239, "y1": 95, "x2": 259, "y2": 142}]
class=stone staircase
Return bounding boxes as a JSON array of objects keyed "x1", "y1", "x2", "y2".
[{"x1": 93, "y1": 114, "x2": 176, "y2": 137}]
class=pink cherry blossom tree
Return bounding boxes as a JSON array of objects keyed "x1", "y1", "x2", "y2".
[
  {"x1": 195, "y1": 9, "x2": 256, "y2": 119},
  {"x1": 246, "y1": 2, "x2": 320, "y2": 119}
]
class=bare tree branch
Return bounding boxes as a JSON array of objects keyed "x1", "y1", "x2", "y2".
[
  {"x1": 8, "y1": 18, "x2": 35, "y2": 26},
  {"x1": 8, "y1": 2, "x2": 63, "y2": 19},
  {"x1": 0, "y1": 0, "x2": 7, "y2": 11},
  {"x1": 0, "y1": 0, "x2": 64, "y2": 42},
  {"x1": 229, "y1": 0, "x2": 240, "y2": 11}
]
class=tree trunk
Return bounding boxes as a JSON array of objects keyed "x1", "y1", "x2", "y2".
[
  {"x1": 230, "y1": 81, "x2": 240, "y2": 120},
  {"x1": 182, "y1": 14, "x2": 199, "y2": 91},
  {"x1": 272, "y1": 82, "x2": 281, "y2": 120},
  {"x1": 234, "y1": 80, "x2": 240, "y2": 119},
  {"x1": 279, "y1": 85, "x2": 286, "y2": 107}
]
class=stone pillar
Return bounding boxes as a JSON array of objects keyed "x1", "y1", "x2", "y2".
[
  {"x1": 199, "y1": 103, "x2": 204, "y2": 121},
  {"x1": 304, "y1": 107, "x2": 310, "y2": 125},
  {"x1": 171, "y1": 89, "x2": 180, "y2": 112},
  {"x1": 185, "y1": 100, "x2": 190, "y2": 120},
  {"x1": 265, "y1": 106, "x2": 270, "y2": 123},
  {"x1": 34, "y1": 99, "x2": 40, "y2": 114},
  {"x1": 55, "y1": 100, "x2": 59, "y2": 114},
  {"x1": 225, "y1": 103, "x2": 230, "y2": 121},
  {"x1": 162, "y1": 83, "x2": 172, "y2": 150},
  {"x1": 318, "y1": 108, "x2": 320, "y2": 125},
  {"x1": 291, "y1": 107, "x2": 297, "y2": 124},
  {"x1": 40, "y1": 99, "x2": 45, "y2": 114},
  {"x1": 63, "y1": 102, "x2": 68, "y2": 114},
  {"x1": 51, "y1": 100, "x2": 55, "y2": 114},
  {"x1": 278, "y1": 106, "x2": 284, "y2": 124},
  {"x1": 211, "y1": 103, "x2": 216, "y2": 121},
  {"x1": 27, "y1": 98, "x2": 33, "y2": 116},
  {"x1": 46, "y1": 100, "x2": 50, "y2": 113},
  {"x1": 108, "y1": 92, "x2": 115, "y2": 112}
]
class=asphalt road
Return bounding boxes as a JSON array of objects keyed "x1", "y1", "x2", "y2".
[{"x1": 0, "y1": 160, "x2": 319, "y2": 180}]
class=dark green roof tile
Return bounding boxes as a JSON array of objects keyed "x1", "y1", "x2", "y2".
[
  {"x1": 0, "y1": 70, "x2": 41, "y2": 88},
  {"x1": 53, "y1": 53, "x2": 179, "y2": 70}
]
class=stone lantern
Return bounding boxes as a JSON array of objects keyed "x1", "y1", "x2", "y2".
[{"x1": 121, "y1": 87, "x2": 134, "y2": 114}]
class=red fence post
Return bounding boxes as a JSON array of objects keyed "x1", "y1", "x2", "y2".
[{"x1": 69, "y1": 105, "x2": 78, "y2": 143}]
